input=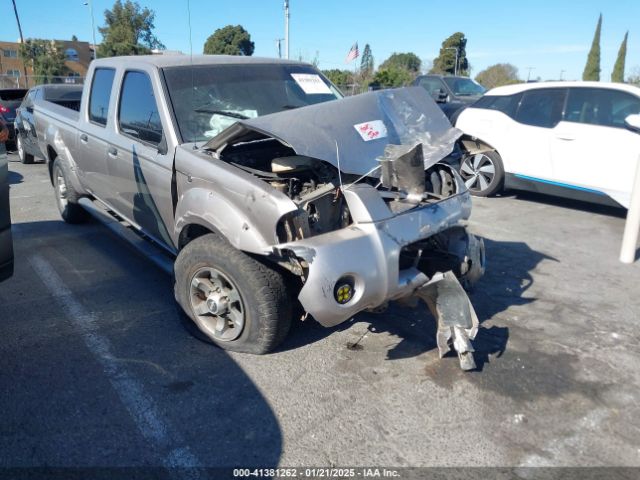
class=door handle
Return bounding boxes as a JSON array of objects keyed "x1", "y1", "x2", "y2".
[
  {"x1": 107, "y1": 147, "x2": 118, "y2": 158},
  {"x1": 80, "y1": 133, "x2": 88, "y2": 143},
  {"x1": 555, "y1": 133, "x2": 575, "y2": 141}
]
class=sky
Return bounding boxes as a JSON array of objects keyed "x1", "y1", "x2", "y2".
[{"x1": 4, "y1": 0, "x2": 640, "y2": 81}]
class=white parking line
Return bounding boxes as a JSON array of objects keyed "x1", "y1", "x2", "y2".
[{"x1": 29, "y1": 255, "x2": 202, "y2": 474}]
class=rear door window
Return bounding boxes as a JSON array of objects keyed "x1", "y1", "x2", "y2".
[
  {"x1": 515, "y1": 89, "x2": 566, "y2": 128},
  {"x1": 88, "y1": 68, "x2": 116, "y2": 126},
  {"x1": 118, "y1": 71, "x2": 163, "y2": 146},
  {"x1": 564, "y1": 88, "x2": 640, "y2": 129}
]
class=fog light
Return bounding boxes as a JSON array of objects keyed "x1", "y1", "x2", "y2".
[{"x1": 334, "y1": 277, "x2": 355, "y2": 304}]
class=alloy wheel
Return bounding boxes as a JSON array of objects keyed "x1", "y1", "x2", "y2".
[
  {"x1": 460, "y1": 154, "x2": 496, "y2": 193},
  {"x1": 189, "y1": 267, "x2": 245, "y2": 341}
]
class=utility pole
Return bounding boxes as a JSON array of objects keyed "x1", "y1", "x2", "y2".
[
  {"x1": 559, "y1": 70, "x2": 565, "y2": 81},
  {"x1": 275, "y1": 38, "x2": 283, "y2": 58},
  {"x1": 84, "y1": 0, "x2": 99, "y2": 59},
  {"x1": 527, "y1": 67, "x2": 535, "y2": 82},
  {"x1": 284, "y1": 0, "x2": 290, "y2": 60},
  {"x1": 445, "y1": 47, "x2": 459, "y2": 76},
  {"x1": 11, "y1": 0, "x2": 29, "y2": 87}
]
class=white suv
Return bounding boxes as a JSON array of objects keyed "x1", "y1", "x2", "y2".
[{"x1": 455, "y1": 81, "x2": 640, "y2": 208}]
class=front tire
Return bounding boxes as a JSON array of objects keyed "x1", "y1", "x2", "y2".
[
  {"x1": 459, "y1": 150, "x2": 504, "y2": 197},
  {"x1": 17, "y1": 136, "x2": 34, "y2": 164},
  {"x1": 53, "y1": 158, "x2": 87, "y2": 224},
  {"x1": 174, "y1": 234, "x2": 292, "y2": 354}
]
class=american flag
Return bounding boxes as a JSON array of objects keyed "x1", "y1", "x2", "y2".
[{"x1": 345, "y1": 42, "x2": 359, "y2": 63}]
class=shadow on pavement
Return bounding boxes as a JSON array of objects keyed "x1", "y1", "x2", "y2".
[
  {"x1": 7, "y1": 170, "x2": 23, "y2": 185},
  {"x1": 502, "y1": 189, "x2": 627, "y2": 218},
  {"x1": 1, "y1": 220, "x2": 282, "y2": 468}
]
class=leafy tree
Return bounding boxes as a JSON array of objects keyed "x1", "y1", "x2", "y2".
[
  {"x1": 431, "y1": 32, "x2": 468, "y2": 75},
  {"x1": 322, "y1": 69, "x2": 353, "y2": 86},
  {"x1": 379, "y1": 52, "x2": 421, "y2": 73},
  {"x1": 475, "y1": 63, "x2": 520, "y2": 89},
  {"x1": 204, "y1": 25, "x2": 254, "y2": 56},
  {"x1": 612, "y1": 31, "x2": 628, "y2": 83},
  {"x1": 71, "y1": 35, "x2": 78, "y2": 42},
  {"x1": 371, "y1": 66, "x2": 413, "y2": 88},
  {"x1": 582, "y1": 14, "x2": 602, "y2": 81},
  {"x1": 360, "y1": 44, "x2": 374, "y2": 75},
  {"x1": 19, "y1": 39, "x2": 69, "y2": 83},
  {"x1": 97, "y1": 0, "x2": 165, "y2": 57}
]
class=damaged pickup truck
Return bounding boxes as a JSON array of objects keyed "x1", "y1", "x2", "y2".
[{"x1": 34, "y1": 55, "x2": 485, "y2": 369}]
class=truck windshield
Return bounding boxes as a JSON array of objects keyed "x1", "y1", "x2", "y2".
[
  {"x1": 162, "y1": 64, "x2": 342, "y2": 143},
  {"x1": 442, "y1": 77, "x2": 486, "y2": 97}
]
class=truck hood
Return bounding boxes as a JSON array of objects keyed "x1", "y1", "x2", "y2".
[{"x1": 203, "y1": 86, "x2": 462, "y2": 176}]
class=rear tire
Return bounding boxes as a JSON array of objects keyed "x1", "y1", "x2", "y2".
[
  {"x1": 53, "y1": 158, "x2": 87, "y2": 224},
  {"x1": 459, "y1": 150, "x2": 504, "y2": 197},
  {"x1": 174, "y1": 234, "x2": 292, "y2": 354},
  {"x1": 17, "y1": 136, "x2": 34, "y2": 164}
]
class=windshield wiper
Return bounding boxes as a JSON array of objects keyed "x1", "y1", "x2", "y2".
[
  {"x1": 281, "y1": 104, "x2": 304, "y2": 110},
  {"x1": 193, "y1": 107, "x2": 250, "y2": 120}
]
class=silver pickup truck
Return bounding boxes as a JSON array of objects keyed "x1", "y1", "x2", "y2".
[{"x1": 34, "y1": 55, "x2": 485, "y2": 369}]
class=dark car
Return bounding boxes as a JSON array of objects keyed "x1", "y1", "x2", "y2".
[
  {"x1": 413, "y1": 75, "x2": 485, "y2": 121},
  {"x1": 0, "y1": 119, "x2": 13, "y2": 282},
  {"x1": 14, "y1": 84, "x2": 82, "y2": 164},
  {"x1": 0, "y1": 88, "x2": 28, "y2": 149}
]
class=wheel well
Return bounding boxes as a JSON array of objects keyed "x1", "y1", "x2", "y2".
[
  {"x1": 459, "y1": 135, "x2": 497, "y2": 156},
  {"x1": 178, "y1": 224, "x2": 215, "y2": 250},
  {"x1": 46, "y1": 145, "x2": 57, "y2": 184}
]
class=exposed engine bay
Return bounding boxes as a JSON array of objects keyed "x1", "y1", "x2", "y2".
[{"x1": 219, "y1": 136, "x2": 461, "y2": 242}]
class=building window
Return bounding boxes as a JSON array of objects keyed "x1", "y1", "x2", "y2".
[
  {"x1": 65, "y1": 48, "x2": 79, "y2": 62},
  {"x1": 3, "y1": 49, "x2": 18, "y2": 58},
  {"x1": 6, "y1": 69, "x2": 21, "y2": 77}
]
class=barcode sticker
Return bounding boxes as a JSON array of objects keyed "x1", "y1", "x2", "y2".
[{"x1": 354, "y1": 120, "x2": 387, "y2": 142}]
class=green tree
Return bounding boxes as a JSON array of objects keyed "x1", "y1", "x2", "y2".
[
  {"x1": 431, "y1": 32, "x2": 468, "y2": 75},
  {"x1": 475, "y1": 63, "x2": 520, "y2": 89},
  {"x1": 360, "y1": 44, "x2": 374, "y2": 75},
  {"x1": 371, "y1": 66, "x2": 413, "y2": 88},
  {"x1": 321, "y1": 69, "x2": 353, "y2": 87},
  {"x1": 582, "y1": 14, "x2": 602, "y2": 81},
  {"x1": 379, "y1": 52, "x2": 421, "y2": 73},
  {"x1": 204, "y1": 25, "x2": 254, "y2": 56},
  {"x1": 19, "y1": 39, "x2": 69, "y2": 83},
  {"x1": 97, "y1": 0, "x2": 164, "y2": 57},
  {"x1": 71, "y1": 35, "x2": 78, "y2": 42},
  {"x1": 612, "y1": 31, "x2": 628, "y2": 83}
]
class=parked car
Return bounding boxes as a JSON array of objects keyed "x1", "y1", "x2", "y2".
[
  {"x1": 455, "y1": 81, "x2": 640, "y2": 208},
  {"x1": 14, "y1": 84, "x2": 82, "y2": 164},
  {"x1": 0, "y1": 88, "x2": 28, "y2": 149},
  {"x1": 32, "y1": 55, "x2": 485, "y2": 369},
  {"x1": 0, "y1": 118, "x2": 13, "y2": 282},
  {"x1": 413, "y1": 75, "x2": 486, "y2": 120}
]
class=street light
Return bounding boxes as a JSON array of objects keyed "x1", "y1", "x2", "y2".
[
  {"x1": 83, "y1": 1, "x2": 98, "y2": 59},
  {"x1": 444, "y1": 47, "x2": 459, "y2": 76}
]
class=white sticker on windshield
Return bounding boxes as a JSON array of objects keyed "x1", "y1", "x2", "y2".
[
  {"x1": 291, "y1": 73, "x2": 332, "y2": 94},
  {"x1": 354, "y1": 120, "x2": 387, "y2": 142}
]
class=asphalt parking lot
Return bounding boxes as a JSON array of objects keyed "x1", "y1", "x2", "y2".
[{"x1": 1, "y1": 152, "x2": 640, "y2": 471}]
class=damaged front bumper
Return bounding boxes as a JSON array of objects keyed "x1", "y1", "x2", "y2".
[{"x1": 274, "y1": 171, "x2": 485, "y2": 369}]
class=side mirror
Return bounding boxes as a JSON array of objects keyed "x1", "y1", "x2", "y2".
[
  {"x1": 157, "y1": 132, "x2": 168, "y2": 155},
  {"x1": 624, "y1": 114, "x2": 640, "y2": 134},
  {"x1": 431, "y1": 89, "x2": 448, "y2": 103}
]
